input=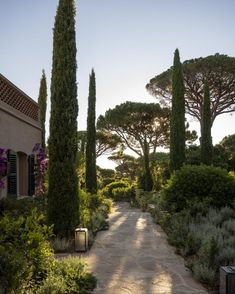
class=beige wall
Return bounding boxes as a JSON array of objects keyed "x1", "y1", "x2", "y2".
[
  {"x1": 0, "y1": 101, "x2": 41, "y2": 154},
  {"x1": 0, "y1": 100, "x2": 41, "y2": 198}
]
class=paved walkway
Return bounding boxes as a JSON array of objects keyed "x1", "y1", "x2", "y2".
[{"x1": 83, "y1": 202, "x2": 208, "y2": 294}]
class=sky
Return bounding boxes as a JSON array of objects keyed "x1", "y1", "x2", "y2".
[{"x1": 1, "y1": 0, "x2": 235, "y2": 168}]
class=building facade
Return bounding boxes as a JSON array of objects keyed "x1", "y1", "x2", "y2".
[{"x1": 0, "y1": 73, "x2": 41, "y2": 198}]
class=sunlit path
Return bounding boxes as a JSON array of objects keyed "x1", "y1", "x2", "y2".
[{"x1": 83, "y1": 202, "x2": 208, "y2": 294}]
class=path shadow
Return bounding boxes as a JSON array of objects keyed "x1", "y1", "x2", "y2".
[{"x1": 72, "y1": 202, "x2": 207, "y2": 293}]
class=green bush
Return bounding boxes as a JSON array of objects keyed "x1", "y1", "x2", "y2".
[
  {"x1": 112, "y1": 186, "x2": 135, "y2": 201},
  {"x1": 99, "y1": 177, "x2": 115, "y2": 189},
  {"x1": 38, "y1": 257, "x2": 97, "y2": 293},
  {"x1": 101, "y1": 180, "x2": 130, "y2": 199},
  {"x1": 0, "y1": 195, "x2": 47, "y2": 218},
  {"x1": 91, "y1": 211, "x2": 109, "y2": 234},
  {"x1": 135, "y1": 189, "x2": 161, "y2": 212},
  {"x1": 163, "y1": 165, "x2": 235, "y2": 211},
  {"x1": 79, "y1": 189, "x2": 111, "y2": 237},
  {"x1": 152, "y1": 163, "x2": 170, "y2": 191},
  {"x1": 100, "y1": 198, "x2": 112, "y2": 214},
  {"x1": 0, "y1": 209, "x2": 54, "y2": 293},
  {"x1": 0, "y1": 208, "x2": 97, "y2": 293}
]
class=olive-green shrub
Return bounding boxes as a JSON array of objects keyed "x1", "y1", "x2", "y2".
[
  {"x1": 0, "y1": 209, "x2": 54, "y2": 293},
  {"x1": 38, "y1": 257, "x2": 97, "y2": 293},
  {"x1": 79, "y1": 189, "x2": 111, "y2": 241},
  {"x1": 163, "y1": 165, "x2": 235, "y2": 211},
  {"x1": 0, "y1": 208, "x2": 97, "y2": 293},
  {"x1": 112, "y1": 186, "x2": 135, "y2": 201},
  {"x1": 0, "y1": 196, "x2": 47, "y2": 217},
  {"x1": 101, "y1": 180, "x2": 130, "y2": 198}
]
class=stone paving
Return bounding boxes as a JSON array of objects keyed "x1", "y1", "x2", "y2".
[{"x1": 82, "y1": 202, "x2": 208, "y2": 294}]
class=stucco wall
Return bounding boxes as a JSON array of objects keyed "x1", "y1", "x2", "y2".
[{"x1": 0, "y1": 101, "x2": 41, "y2": 154}]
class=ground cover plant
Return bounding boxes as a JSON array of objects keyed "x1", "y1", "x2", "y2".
[{"x1": 138, "y1": 164, "x2": 235, "y2": 292}]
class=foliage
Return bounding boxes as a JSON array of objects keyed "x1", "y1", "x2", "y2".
[
  {"x1": 109, "y1": 151, "x2": 140, "y2": 181},
  {"x1": 100, "y1": 180, "x2": 130, "y2": 198},
  {"x1": 97, "y1": 167, "x2": 115, "y2": 179},
  {"x1": 0, "y1": 202, "x2": 97, "y2": 293},
  {"x1": 37, "y1": 70, "x2": 47, "y2": 149},
  {"x1": 135, "y1": 189, "x2": 158, "y2": 211},
  {"x1": 85, "y1": 69, "x2": 97, "y2": 194},
  {"x1": 112, "y1": 186, "x2": 135, "y2": 201},
  {"x1": 201, "y1": 80, "x2": 213, "y2": 165},
  {"x1": 48, "y1": 0, "x2": 79, "y2": 237},
  {"x1": 38, "y1": 257, "x2": 97, "y2": 294},
  {"x1": 170, "y1": 49, "x2": 185, "y2": 171},
  {"x1": 0, "y1": 209, "x2": 54, "y2": 293},
  {"x1": 0, "y1": 195, "x2": 47, "y2": 218},
  {"x1": 78, "y1": 130, "x2": 122, "y2": 158},
  {"x1": 97, "y1": 101, "x2": 170, "y2": 191},
  {"x1": 152, "y1": 199, "x2": 235, "y2": 288},
  {"x1": 50, "y1": 237, "x2": 73, "y2": 253},
  {"x1": 186, "y1": 143, "x2": 232, "y2": 170},
  {"x1": 79, "y1": 189, "x2": 111, "y2": 237},
  {"x1": 219, "y1": 133, "x2": 235, "y2": 171},
  {"x1": 97, "y1": 167, "x2": 116, "y2": 189},
  {"x1": 0, "y1": 148, "x2": 7, "y2": 190},
  {"x1": 185, "y1": 145, "x2": 201, "y2": 166},
  {"x1": 163, "y1": 165, "x2": 235, "y2": 211},
  {"x1": 146, "y1": 53, "x2": 235, "y2": 128},
  {"x1": 152, "y1": 161, "x2": 170, "y2": 191},
  {"x1": 33, "y1": 143, "x2": 48, "y2": 197},
  {"x1": 96, "y1": 131, "x2": 123, "y2": 157},
  {"x1": 137, "y1": 171, "x2": 153, "y2": 191}
]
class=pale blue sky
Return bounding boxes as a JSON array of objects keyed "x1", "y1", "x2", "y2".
[{"x1": 1, "y1": 0, "x2": 235, "y2": 167}]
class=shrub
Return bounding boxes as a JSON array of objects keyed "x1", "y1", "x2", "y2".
[
  {"x1": 50, "y1": 237, "x2": 73, "y2": 253},
  {"x1": 0, "y1": 209, "x2": 54, "y2": 293},
  {"x1": 153, "y1": 202, "x2": 235, "y2": 288},
  {"x1": 192, "y1": 263, "x2": 216, "y2": 285},
  {"x1": 101, "y1": 180, "x2": 130, "y2": 199},
  {"x1": 191, "y1": 237, "x2": 218, "y2": 286},
  {"x1": 91, "y1": 211, "x2": 109, "y2": 234},
  {"x1": 135, "y1": 189, "x2": 161, "y2": 212},
  {"x1": 38, "y1": 273, "x2": 67, "y2": 294},
  {"x1": 112, "y1": 186, "x2": 135, "y2": 201},
  {"x1": 163, "y1": 165, "x2": 235, "y2": 211},
  {"x1": 0, "y1": 196, "x2": 47, "y2": 218},
  {"x1": 99, "y1": 177, "x2": 115, "y2": 189},
  {"x1": 79, "y1": 189, "x2": 111, "y2": 236},
  {"x1": 38, "y1": 257, "x2": 96, "y2": 293},
  {"x1": 152, "y1": 163, "x2": 170, "y2": 191},
  {"x1": 100, "y1": 198, "x2": 112, "y2": 214}
]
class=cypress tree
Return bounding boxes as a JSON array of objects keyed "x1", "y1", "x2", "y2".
[
  {"x1": 48, "y1": 0, "x2": 79, "y2": 237},
  {"x1": 85, "y1": 69, "x2": 97, "y2": 193},
  {"x1": 201, "y1": 80, "x2": 213, "y2": 164},
  {"x1": 38, "y1": 70, "x2": 47, "y2": 149},
  {"x1": 170, "y1": 49, "x2": 185, "y2": 171},
  {"x1": 143, "y1": 139, "x2": 153, "y2": 191}
]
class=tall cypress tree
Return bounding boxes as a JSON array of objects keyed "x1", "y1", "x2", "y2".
[
  {"x1": 48, "y1": 0, "x2": 79, "y2": 237},
  {"x1": 85, "y1": 69, "x2": 97, "y2": 194},
  {"x1": 170, "y1": 49, "x2": 185, "y2": 171},
  {"x1": 38, "y1": 70, "x2": 47, "y2": 149},
  {"x1": 201, "y1": 79, "x2": 213, "y2": 164}
]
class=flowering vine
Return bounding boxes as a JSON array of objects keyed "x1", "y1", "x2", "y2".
[
  {"x1": 33, "y1": 143, "x2": 48, "y2": 197},
  {"x1": 0, "y1": 148, "x2": 7, "y2": 191}
]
